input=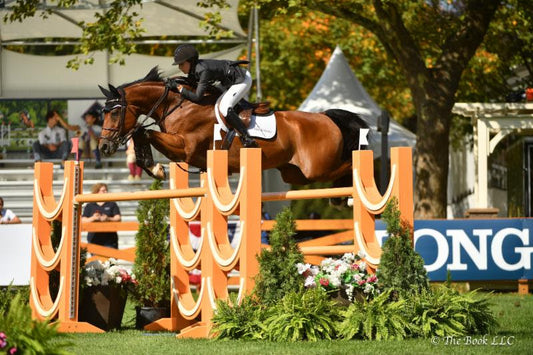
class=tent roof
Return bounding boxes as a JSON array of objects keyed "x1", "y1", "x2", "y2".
[
  {"x1": 0, "y1": 0, "x2": 246, "y2": 41},
  {"x1": 299, "y1": 46, "x2": 416, "y2": 156},
  {"x1": 0, "y1": 0, "x2": 247, "y2": 99}
]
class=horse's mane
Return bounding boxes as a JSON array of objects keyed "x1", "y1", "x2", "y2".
[
  {"x1": 118, "y1": 66, "x2": 195, "y2": 89},
  {"x1": 116, "y1": 66, "x2": 219, "y2": 104}
]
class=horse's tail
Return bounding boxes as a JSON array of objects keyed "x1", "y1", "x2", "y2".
[{"x1": 323, "y1": 109, "x2": 370, "y2": 161}]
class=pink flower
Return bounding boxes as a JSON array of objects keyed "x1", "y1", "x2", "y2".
[
  {"x1": 0, "y1": 332, "x2": 6, "y2": 349},
  {"x1": 8, "y1": 347, "x2": 17, "y2": 355},
  {"x1": 319, "y1": 277, "x2": 329, "y2": 287},
  {"x1": 357, "y1": 279, "x2": 366, "y2": 286},
  {"x1": 367, "y1": 275, "x2": 377, "y2": 283}
]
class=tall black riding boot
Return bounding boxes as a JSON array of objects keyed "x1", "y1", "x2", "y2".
[{"x1": 225, "y1": 108, "x2": 258, "y2": 148}]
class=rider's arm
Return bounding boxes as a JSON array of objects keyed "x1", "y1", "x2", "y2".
[{"x1": 179, "y1": 71, "x2": 209, "y2": 102}]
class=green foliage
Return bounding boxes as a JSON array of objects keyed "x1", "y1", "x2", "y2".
[
  {"x1": 0, "y1": 294, "x2": 72, "y2": 355},
  {"x1": 253, "y1": 208, "x2": 304, "y2": 306},
  {"x1": 377, "y1": 198, "x2": 429, "y2": 297},
  {"x1": 132, "y1": 180, "x2": 170, "y2": 307},
  {"x1": 337, "y1": 289, "x2": 410, "y2": 340},
  {"x1": 406, "y1": 286, "x2": 498, "y2": 338},
  {"x1": 5, "y1": 0, "x2": 145, "y2": 70},
  {"x1": 211, "y1": 295, "x2": 266, "y2": 340},
  {"x1": 0, "y1": 284, "x2": 29, "y2": 315},
  {"x1": 263, "y1": 288, "x2": 340, "y2": 341}
]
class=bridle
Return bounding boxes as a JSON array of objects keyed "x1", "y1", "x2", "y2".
[{"x1": 101, "y1": 84, "x2": 185, "y2": 147}]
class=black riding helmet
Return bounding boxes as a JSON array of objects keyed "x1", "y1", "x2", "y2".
[{"x1": 172, "y1": 44, "x2": 199, "y2": 65}]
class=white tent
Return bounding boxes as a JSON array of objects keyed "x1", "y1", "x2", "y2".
[
  {"x1": 299, "y1": 46, "x2": 416, "y2": 157},
  {"x1": 0, "y1": 0, "x2": 247, "y2": 99}
]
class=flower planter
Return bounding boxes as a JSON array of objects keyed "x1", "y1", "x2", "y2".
[
  {"x1": 331, "y1": 286, "x2": 365, "y2": 306},
  {"x1": 135, "y1": 306, "x2": 170, "y2": 330},
  {"x1": 79, "y1": 285, "x2": 128, "y2": 331}
]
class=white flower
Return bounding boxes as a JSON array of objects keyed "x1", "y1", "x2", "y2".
[
  {"x1": 336, "y1": 263, "x2": 349, "y2": 275},
  {"x1": 364, "y1": 283, "x2": 374, "y2": 294},
  {"x1": 342, "y1": 253, "x2": 355, "y2": 264},
  {"x1": 304, "y1": 275, "x2": 316, "y2": 288},
  {"x1": 296, "y1": 263, "x2": 311, "y2": 275},
  {"x1": 358, "y1": 261, "x2": 367, "y2": 272},
  {"x1": 83, "y1": 259, "x2": 133, "y2": 287},
  {"x1": 345, "y1": 284, "x2": 355, "y2": 301}
]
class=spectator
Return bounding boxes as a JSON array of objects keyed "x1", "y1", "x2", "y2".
[
  {"x1": 81, "y1": 183, "x2": 121, "y2": 249},
  {"x1": 80, "y1": 110, "x2": 102, "y2": 169},
  {"x1": 126, "y1": 139, "x2": 142, "y2": 181},
  {"x1": 261, "y1": 204, "x2": 271, "y2": 244},
  {"x1": 19, "y1": 110, "x2": 34, "y2": 129},
  {"x1": 55, "y1": 110, "x2": 81, "y2": 136},
  {"x1": 32, "y1": 110, "x2": 74, "y2": 165},
  {"x1": 0, "y1": 197, "x2": 21, "y2": 224}
]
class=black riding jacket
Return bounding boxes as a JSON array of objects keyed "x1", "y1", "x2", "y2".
[{"x1": 180, "y1": 59, "x2": 248, "y2": 102}]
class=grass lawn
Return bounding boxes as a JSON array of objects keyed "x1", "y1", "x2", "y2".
[{"x1": 62, "y1": 292, "x2": 533, "y2": 355}]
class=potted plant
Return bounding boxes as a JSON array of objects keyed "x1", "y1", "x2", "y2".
[
  {"x1": 79, "y1": 258, "x2": 136, "y2": 330},
  {"x1": 297, "y1": 252, "x2": 380, "y2": 305},
  {"x1": 131, "y1": 180, "x2": 171, "y2": 329}
]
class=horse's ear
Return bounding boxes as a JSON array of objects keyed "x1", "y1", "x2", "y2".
[
  {"x1": 99, "y1": 85, "x2": 112, "y2": 99},
  {"x1": 108, "y1": 84, "x2": 120, "y2": 97}
]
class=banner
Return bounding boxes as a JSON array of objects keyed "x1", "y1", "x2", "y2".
[
  {"x1": 377, "y1": 219, "x2": 533, "y2": 281},
  {"x1": 0, "y1": 224, "x2": 32, "y2": 285}
]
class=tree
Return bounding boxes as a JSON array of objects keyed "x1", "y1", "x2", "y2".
[
  {"x1": 132, "y1": 180, "x2": 171, "y2": 308},
  {"x1": 4, "y1": 0, "x2": 145, "y2": 69},
  {"x1": 7, "y1": 1, "x2": 532, "y2": 217},
  {"x1": 243, "y1": 0, "x2": 502, "y2": 218}
]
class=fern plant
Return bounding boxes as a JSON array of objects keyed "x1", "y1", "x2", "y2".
[
  {"x1": 457, "y1": 289, "x2": 498, "y2": 334},
  {"x1": 211, "y1": 295, "x2": 266, "y2": 340},
  {"x1": 254, "y1": 208, "x2": 304, "y2": 306},
  {"x1": 0, "y1": 294, "x2": 71, "y2": 354},
  {"x1": 263, "y1": 288, "x2": 340, "y2": 342},
  {"x1": 337, "y1": 289, "x2": 411, "y2": 340},
  {"x1": 406, "y1": 286, "x2": 497, "y2": 338}
]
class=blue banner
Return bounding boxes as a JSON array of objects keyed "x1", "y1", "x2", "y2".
[{"x1": 375, "y1": 219, "x2": 533, "y2": 282}]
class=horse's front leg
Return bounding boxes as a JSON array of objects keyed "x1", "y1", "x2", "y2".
[{"x1": 132, "y1": 128, "x2": 166, "y2": 180}]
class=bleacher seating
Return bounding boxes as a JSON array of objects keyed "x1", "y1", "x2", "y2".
[
  {"x1": 0, "y1": 150, "x2": 175, "y2": 249},
  {"x1": 0, "y1": 149, "x2": 242, "y2": 251}
]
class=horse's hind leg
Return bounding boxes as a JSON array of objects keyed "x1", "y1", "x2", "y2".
[
  {"x1": 278, "y1": 164, "x2": 312, "y2": 185},
  {"x1": 132, "y1": 128, "x2": 166, "y2": 180},
  {"x1": 331, "y1": 174, "x2": 352, "y2": 207}
]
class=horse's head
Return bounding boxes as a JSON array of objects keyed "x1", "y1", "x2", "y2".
[
  {"x1": 100, "y1": 78, "x2": 166, "y2": 156},
  {"x1": 98, "y1": 84, "x2": 135, "y2": 155}
]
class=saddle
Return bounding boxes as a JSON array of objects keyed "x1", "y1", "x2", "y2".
[{"x1": 231, "y1": 100, "x2": 272, "y2": 127}]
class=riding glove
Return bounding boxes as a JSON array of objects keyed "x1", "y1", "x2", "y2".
[{"x1": 165, "y1": 79, "x2": 179, "y2": 91}]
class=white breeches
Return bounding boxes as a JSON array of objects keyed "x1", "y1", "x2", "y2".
[{"x1": 218, "y1": 70, "x2": 252, "y2": 116}]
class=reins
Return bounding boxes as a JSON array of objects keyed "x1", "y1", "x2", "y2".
[{"x1": 102, "y1": 84, "x2": 184, "y2": 147}]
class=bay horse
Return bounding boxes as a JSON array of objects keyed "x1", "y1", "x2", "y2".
[{"x1": 98, "y1": 67, "x2": 369, "y2": 188}]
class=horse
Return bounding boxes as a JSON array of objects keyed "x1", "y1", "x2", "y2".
[{"x1": 98, "y1": 66, "x2": 369, "y2": 189}]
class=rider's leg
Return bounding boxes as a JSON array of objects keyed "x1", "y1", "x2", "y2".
[
  {"x1": 225, "y1": 108, "x2": 257, "y2": 147},
  {"x1": 219, "y1": 71, "x2": 257, "y2": 148}
]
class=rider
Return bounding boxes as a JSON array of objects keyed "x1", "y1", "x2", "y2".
[{"x1": 167, "y1": 44, "x2": 257, "y2": 148}]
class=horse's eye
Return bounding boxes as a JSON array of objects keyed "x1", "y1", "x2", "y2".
[{"x1": 111, "y1": 110, "x2": 120, "y2": 120}]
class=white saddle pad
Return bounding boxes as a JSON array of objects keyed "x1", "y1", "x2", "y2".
[{"x1": 214, "y1": 98, "x2": 277, "y2": 143}]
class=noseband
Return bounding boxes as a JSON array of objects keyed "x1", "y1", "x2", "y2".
[
  {"x1": 102, "y1": 85, "x2": 183, "y2": 147},
  {"x1": 102, "y1": 86, "x2": 135, "y2": 147}
]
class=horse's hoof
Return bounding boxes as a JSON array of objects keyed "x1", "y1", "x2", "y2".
[
  {"x1": 152, "y1": 164, "x2": 166, "y2": 180},
  {"x1": 329, "y1": 197, "x2": 349, "y2": 209}
]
